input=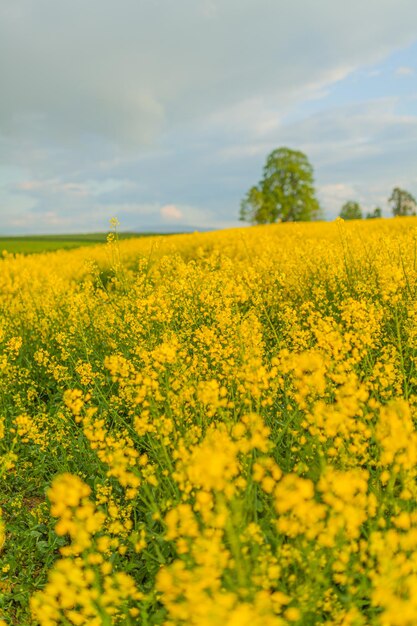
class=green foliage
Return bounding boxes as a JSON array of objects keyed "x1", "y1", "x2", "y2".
[
  {"x1": 389, "y1": 187, "x2": 417, "y2": 217},
  {"x1": 366, "y1": 207, "x2": 382, "y2": 219},
  {"x1": 240, "y1": 147, "x2": 321, "y2": 223},
  {"x1": 339, "y1": 201, "x2": 363, "y2": 220}
]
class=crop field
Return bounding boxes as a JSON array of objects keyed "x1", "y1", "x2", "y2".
[
  {"x1": 2, "y1": 218, "x2": 417, "y2": 625},
  {"x1": 0, "y1": 233, "x2": 153, "y2": 256}
]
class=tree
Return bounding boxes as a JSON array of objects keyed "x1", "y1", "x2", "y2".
[
  {"x1": 366, "y1": 207, "x2": 382, "y2": 219},
  {"x1": 339, "y1": 201, "x2": 363, "y2": 220},
  {"x1": 239, "y1": 147, "x2": 321, "y2": 223},
  {"x1": 389, "y1": 187, "x2": 417, "y2": 217}
]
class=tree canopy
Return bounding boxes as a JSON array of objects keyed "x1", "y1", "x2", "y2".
[
  {"x1": 339, "y1": 201, "x2": 363, "y2": 220},
  {"x1": 240, "y1": 147, "x2": 321, "y2": 224},
  {"x1": 389, "y1": 187, "x2": 417, "y2": 217}
]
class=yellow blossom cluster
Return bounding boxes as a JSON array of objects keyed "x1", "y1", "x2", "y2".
[
  {"x1": 30, "y1": 474, "x2": 141, "y2": 625},
  {"x1": 2, "y1": 218, "x2": 417, "y2": 624}
]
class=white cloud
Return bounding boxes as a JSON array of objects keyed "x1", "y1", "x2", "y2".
[
  {"x1": 1, "y1": 0, "x2": 417, "y2": 154},
  {"x1": 8, "y1": 215, "x2": 62, "y2": 229},
  {"x1": 396, "y1": 66, "x2": 415, "y2": 75},
  {"x1": 318, "y1": 183, "x2": 358, "y2": 206},
  {"x1": 160, "y1": 204, "x2": 183, "y2": 220},
  {"x1": 218, "y1": 98, "x2": 417, "y2": 167},
  {"x1": 15, "y1": 177, "x2": 137, "y2": 199},
  {"x1": 317, "y1": 183, "x2": 380, "y2": 219}
]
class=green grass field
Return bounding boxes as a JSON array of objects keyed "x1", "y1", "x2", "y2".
[{"x1": 0, "y1": 232, "x2": 161, "y2": 255}]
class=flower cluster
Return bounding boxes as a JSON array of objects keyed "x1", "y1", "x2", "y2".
[{"x1": 1, "y1": 218, "x2": 417, "y2": 623}]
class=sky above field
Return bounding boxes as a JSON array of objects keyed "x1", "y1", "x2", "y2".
[{"x1": 1, "y1": 0, "x2": 417, "y2": 234}]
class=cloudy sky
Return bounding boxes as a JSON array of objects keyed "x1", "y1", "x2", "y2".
[{"x1": 1, "y1": 0, "x2": 417, "y2": 234}]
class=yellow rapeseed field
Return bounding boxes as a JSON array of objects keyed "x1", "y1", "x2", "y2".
[{"x1": 1, "y1": 217, "x2": 417, "y2": 625}]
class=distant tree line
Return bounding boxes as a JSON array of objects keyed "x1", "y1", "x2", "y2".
[
  {"x1": 339, "y1": 202, "x2": 382, "y2": 220},
  {"x1": 338, "y1": 188, "x2": 417, "y2": 220},
  {"x1": 239, "y1": 146, "x2": 417, "y2": 223}
]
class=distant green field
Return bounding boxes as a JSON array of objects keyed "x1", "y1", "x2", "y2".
[{"x1": 0, "y1": 232, "x2": 156, "y2": 255}]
